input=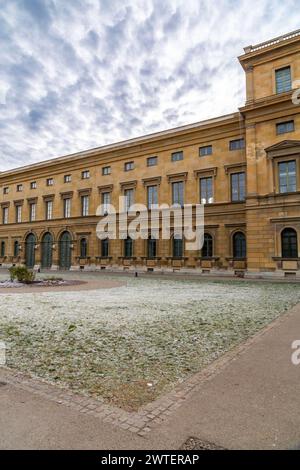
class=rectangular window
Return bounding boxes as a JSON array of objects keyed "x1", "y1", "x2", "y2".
[
  {"x1": 147, "y1": 156, "x2": 158, "y2": 167},
  {"x1": 229, "y1": 139, "x2": 245, "y2": 151},
  {"x1": 124, "y1": 161, "x2": 134, "y2": 172},
  {"x1": 30, "y1": 181, "x2": 37, "y2": 189},
  {"x1": 147, "y1": 185, "x2": 158, "y2": 208},
  {"x1": 231, "y1": 172, "x2": 246, "y2": 201},
  {"x1": 276, "y1": 120, "x2": 294, "y2": 135},
  {"x1": 81, "y1": 195, "x2": 89, "y2": 216},
  {"x1": 275, "y1": 66, "x2": 292, "y2": 94},
  {"x1": 64, "y1": 175, "x2": 71, "y2": 183},
  {"x1": 171, "y1": 151, "x2": 183, "y2": 162},
  {"x1": 279, "y1": 160, "x2": 297, "y2": 193},
  {"x1": 172, "y1": 181, "x2": 184, "y2": 206},
  {"x1": 200, "y1": 177, "x2": 213, "y2": 204},
  {"x1": 124, "y1": 238, "x2": 133, "y2": 258},
  {"x1": 82, "y1": 170, "x2": 90, "y2": 179},
  {"x1": 64, "y1": 198, "x2": 71, "y2": 218},
  {"x1": 46, "y1": 178, "x2": 54, "y2": 186},
  {"x1": 102, "y1": 192, "x2": 111, "y2": 214},
  {"x1": 16, "y1": 184, "x2": 23, "y2": 192},
  {"x1": 124, "y1": 188, "x2": 134, "y2": 211},
  {"x1": 102, "y1": 166, "x2": 111, "y2": 175},
  {"x1": 29, "y1": 203, "x2": 36, "y2": 222},
  {"x1": 3, "y1": 187, "x2": 9, "y2": 195},
  {"x1": 199, "y1": 145, "x2": 212, "y2": 157},
  {"x1": 3, "y1": 207, "x2": 8, "y2": 224},
  {"x1": 46, "y1": 200, "x2": 53, "y2": 220},
  {"x1": 16, "y1": 205, "x2": 22, "y2": 223},
  {"x1": 101, "y1": 239, "x2": 109, "y2": 257}
]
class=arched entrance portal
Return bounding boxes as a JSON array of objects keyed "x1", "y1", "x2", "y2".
[
  {"x1": 41, "y1": 232, "x2": 53, "y2": 269},
  {"x1": 25, "y1": 233, "x2": 36, "y2": 268},
  {"x1": 59, "y1": 231, "x2": 72, "y2": 270}
]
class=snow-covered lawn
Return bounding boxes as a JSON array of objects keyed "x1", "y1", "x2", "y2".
[{"x1": 1, "y1": 273, "x2": 300, "y2": 410}]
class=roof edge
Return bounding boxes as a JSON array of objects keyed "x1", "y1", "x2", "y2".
[{"x1": 0, "y1": 112, "x2": 240, "y2": 177}]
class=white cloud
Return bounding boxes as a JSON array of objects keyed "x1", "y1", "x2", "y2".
[{"x1": 0, "y1": 0, "x2": 299, "y2": 170}]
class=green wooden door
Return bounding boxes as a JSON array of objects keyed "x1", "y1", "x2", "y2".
[
  {"x1": 25, "y1": 233, "x2": 36, "y2": 268},
  {"x1": 59, "y1": 231, "x2": 71, "y2": 269},
  {"x1": 41, "y1": 233, "x2": 53, "y2": 269}
]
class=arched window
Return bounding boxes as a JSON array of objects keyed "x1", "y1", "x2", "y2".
[
  {"x1": 281, "y1": 228, "x2": 298, "y2": 258},
  {"x1": 124, "y1": 237, "x2": 133, "y2": 258},
  {"x1": 202, "y1": 233, "x2": 213, "y2": 258},
  {"x1": 14, "y1": 241, "x2": 19, "y2": 257},
  {"x1": 101, "y1": 238, "x2": 109, "y2": 257},
  {"x1": 80, "y1": 238, "x2": 88, "y2": 258},
  {"x1": 173, "y1": 236, "x2": 183, "y2": 258},
  {"x1": 147, "y1": 237, "x2": 157, "y2": 258},
  {"x1": 233, "y1": 232, "x2": 246, "y2": 258},
  {"x1": 0, "y1": 241, "x2": 5, "y2": 257}
]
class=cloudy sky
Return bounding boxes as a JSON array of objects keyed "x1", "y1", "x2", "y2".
[{"x1": 0, "y1": 0, "x2": 299, "y2": 170}]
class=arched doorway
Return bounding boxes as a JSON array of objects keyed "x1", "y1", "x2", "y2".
[
  {"x1": 41, "y1": 232, "x2": 53, "y2": 269},
  {"x1": 59, "y1": 231, "x2": 72, "y2": 269},
  {"x1": 25, "y1": 233, "x2": 36, "y2": 268}
]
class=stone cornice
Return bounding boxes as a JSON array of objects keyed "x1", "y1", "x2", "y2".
[
  {"x1": 98, "y1": 184, "x2": 114, "y2": 193},
  {"x1": 142, "y1": 176, "x2": 162, "y2": 186},
  {"x1": 224, "y1": 162, "x2": 246, "y2": 174},
  {"x1": 194, "y1": 167, "x2": 218, "y2": 178},
  {"x1": 167, "y1": 172, "x2": 188, "y2": 183}
]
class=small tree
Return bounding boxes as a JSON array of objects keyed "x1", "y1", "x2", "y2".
[{"x1": 9, "y1": 266, "x2": 36, "y2": 284}]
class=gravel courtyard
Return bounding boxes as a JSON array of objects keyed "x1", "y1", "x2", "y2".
[{"x1": 1, "y1": 272, "x2": 300, "y2": 410}]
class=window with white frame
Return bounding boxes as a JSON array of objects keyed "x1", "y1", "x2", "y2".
[
  {"x1": 46, "y1": 200, "x2": 53, "y2": 220},
  {"x1": 29, "y1": 203, "x2": 36, "y2": 222},
  {"x1": 275, "y1": 66, "x2": 292, "y2": 94},
  {"x1": 171, "y1": 151, "x2": 183, "y2": 162},
  {"x1": 172, "y1": 181, "x2": 184, "y2": 206},
  {"x1": 102, "y1": 166, "x2": 111, "y2": 175},
  {"x1": 102, "y1": 192, "x2": 111, "y2": 214},
  {"x1": 124, "y1": 161, "x2": 134, "y2": 172},
  {"x1": 64, "y1": 198, "x2": 71, "y2": 218},
  {"x1": 199, "y1": 145, "x2": 212, "y2": 157},
  {"x1": 124, "y1": 188, "x2": 134, "y2": 211},
  {"x1": 200, "y1": 177, "x2": 213, "y2": 204},
  {"x1": 3, "y1": 207, "x2": 8, "y2": 224},
  {"x1": 81, "y1": 195, "x2": 89, "y2": 216},
  {"x1": 64, "y1": 174, "x2": 72, "y2": 183},
  {"x1": 147, "y1": 156, "x2": 158, "y2": 167},
  {"x1": 82, "y1": 170, "x2": 90, "y2": 179},
  {"x1": 278, "y1": 161, "x2": 297, "y2": 193},
  {"x1": 147, "y1": 185, "x2": 158, "y2": 208},
  {"x1": 231, "y1": 172, "x2": 245, "y2": 201},
  {"x1": 276, "y1": 120, "x2": 294, "y2": 135},
  {"x1": 16, "y1": 205, "x2": 22, "y2": 223},
  {"x1": 229, "y1": 139, "x2": 245, "y2": 151}
]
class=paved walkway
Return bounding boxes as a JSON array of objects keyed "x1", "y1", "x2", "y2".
[{"x1": 1, "y1": 303, "x2": 300, "y2": 449}]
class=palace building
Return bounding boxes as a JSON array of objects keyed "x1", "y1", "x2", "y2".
[{"x1": 0, "y1": 30, "x2": 300, "y2": 278}]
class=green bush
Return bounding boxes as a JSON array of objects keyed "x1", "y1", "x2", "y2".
[{"x1": 9, "y1": 266, "x2": 36, "y2": 284}]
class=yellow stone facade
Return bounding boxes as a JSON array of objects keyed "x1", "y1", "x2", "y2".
[{"x1": 0, "y1": 30, "x2": 300, "y2": 277}]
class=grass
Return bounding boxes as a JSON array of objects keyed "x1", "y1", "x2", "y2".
[{"x1": 0, "y1": 274, "x2": 300, "y2": 410}]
